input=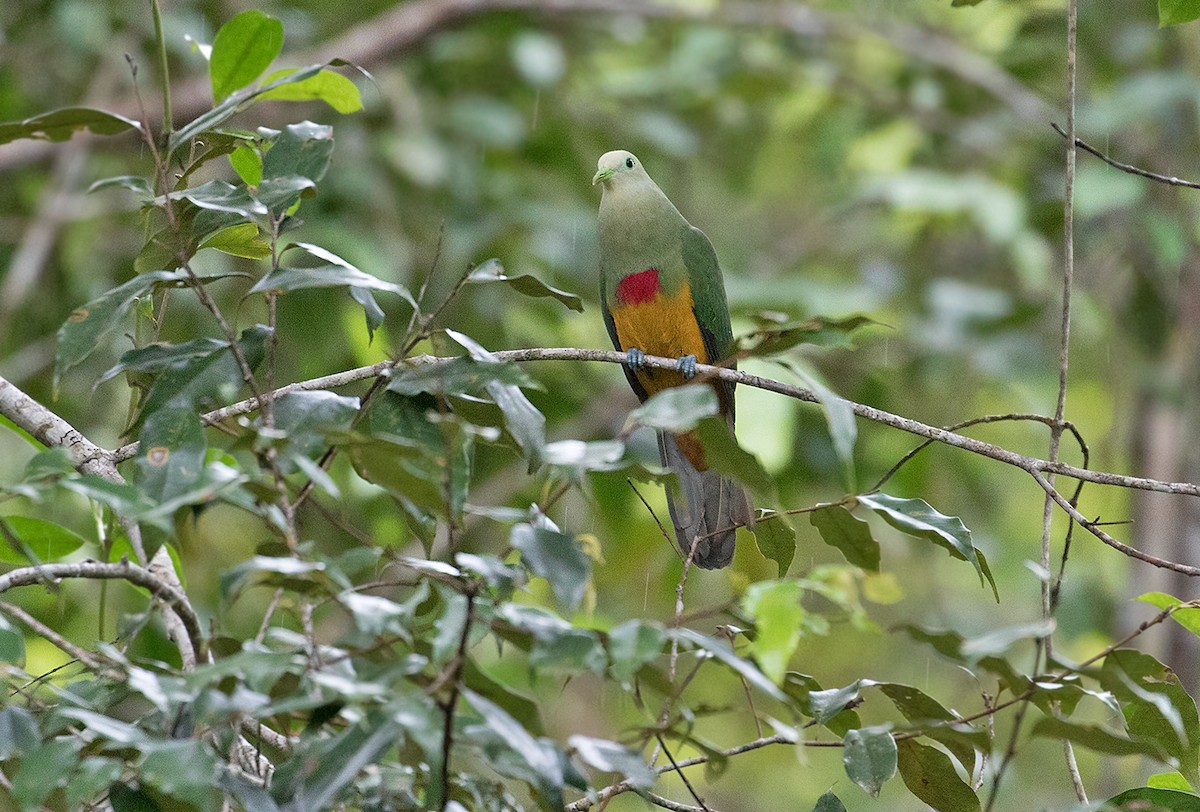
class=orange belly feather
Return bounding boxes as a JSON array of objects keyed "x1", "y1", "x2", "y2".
[{"x1": 610, "y1": 279, "x2": 712, "y2": 470}]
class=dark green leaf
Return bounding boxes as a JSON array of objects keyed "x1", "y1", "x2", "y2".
[
  {"x1": 11, "y1": 738, "x2": 82, "y2": 808},
  {"x1": 280, "y1": 715, "x2": 403, "y2": 811},
  {"x1": 751, "y1": 515, "x2": 796, "y2": 577},
  {"x1": 796, "y1": 367, "x2": 856, "y2": 490},
  {"x1": 1106, "y1": 787, "x2": 1200, "y2": 810},
  {"x1": 843, "y1": 726, "x2": 897, "y2": 798},
  {"x1": 468, "y1": 257, "x2": 583, "y2": 312},
  {"x1": 134, "y1": 325, "x2": 270, "y2": 429},
  {"x1": 55, "y1": 270, "x2": 186, "y2": 391},
  {"x1": 628, "y1": 386, "x2": 719, "y2": 432},
  {"x1": 269, "y1": 390, "x2": 359, "y2": 459},
  {"x1": 0, "y1": 516, "x2": 87, "y2": 564},
  {"x1": 256, "y1": 68, "x2": 363, "y2": 113},
  {"x1": 568, "y1": 736, "x2": 654, "y2": 788},
  {"x1": 135, "y1": 407, "x2": 206, "y2": 504},
  {"x1": 498, "y1": 604, "x2": 605, "y2": 674},
  {"x1": 607, "y1": 620, "x2": 665, "y2": 684},
  {"x1": 108, "y1": 783, "x2": 163, "y2": 812},
  {"x1": 140, "y1": 740, "x2": 220, "y2": 805},
  {"x1": 348, "y1": 286, "x2": 386, "y2": 337},
  {"x1": 462, "y1": 689, "x2": 566, "y2": 812},
  {"x1": 813, "y1": 790, "x2": 848, "y2": 812},
  {"x1": 66, "y1": 757, "x2": 122, "y2": 810},
  {"x1": 695, "y1": 416, "x2": 775, "y2": 498},
  {"x1": 0, "y1": 707, "x2": 38, "y2": 758},
  {"x1": 878, "y1": 682, "x2": 983, "y2": 769},
  {"x1": 172, "y1": 179, "x2": 268, "y2": 217},
  {"x1": 811, "y1": 505, "x2": 879, "y2": 571},
  {"x1": 1033, "y1": 716, "x2": 1169, "y2": 758},
  {"x1": 808, "y1": 680, "x2": 866, "y2": 725},
  {"x1": 896, "y1": 739, "x2": 981, "y2": 812},
  {"x1": 210, "y1": 10, "x2": 284, "y2": 101},
  {"x1": 1161, "y1": 0, "x2": 1200, "y2": 26},
  {"x1": 0, "y1": 107, "x2": 140, "y2": 145},
  {"x1": 857, "y1": 493, "x2": 994, "y2": 595},
  {"x1": 88, "y1": 175, "x2": 153, "y2": 199},
  {"x1": 97, "y1": 337, "x2": 227, "y2": 387},
  {"x1": 510, "y1": 522, "x2": 590, "y2": 613},
  {"x1": 261, "y1": 123, "x2": 333, "y2": 186},
  {"x1": 0, "y1": 613, "x2": 24, "y2": 663},
  {"x1": 219, "y1": 556, "x2": 325, "y2": 600},
  {"x1": 388, "y1": 357, "x2": 536, "y2": 397},
  {"x1": 447, "y1": 330, "x2": 545, "y2": 465}
]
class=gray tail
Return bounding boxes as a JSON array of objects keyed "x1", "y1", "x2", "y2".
[{"x1": 659, "y1": 432, "x2": 754, "y2": 569}]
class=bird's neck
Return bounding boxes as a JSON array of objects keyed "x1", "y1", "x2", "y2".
[{"x1": 598, "y1": 180, "x2": 685, "y2": 267}]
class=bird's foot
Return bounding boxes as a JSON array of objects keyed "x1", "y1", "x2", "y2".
[
  {"x1": 625, "y1": 347, "x2": 646, "y2": 371},
  {"x1": 676, "y1": 354, "x2": 697, "y2": 380}
]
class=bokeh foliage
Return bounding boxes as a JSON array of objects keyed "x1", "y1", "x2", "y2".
[{"x1": 4, "y1": 1, "x2": 1200, "y2": 810}]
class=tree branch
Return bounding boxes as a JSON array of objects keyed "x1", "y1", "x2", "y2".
[{"x1": 0, "y1": 559, "x2": 205, "y2": 663}]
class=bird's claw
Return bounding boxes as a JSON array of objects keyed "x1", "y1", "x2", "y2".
[
  {"x1": 625, "y1": 347, "x2": 646, "y2": 371},
  {"x1": 676, "y1": 354, "x2": 697, "y2": 380}
]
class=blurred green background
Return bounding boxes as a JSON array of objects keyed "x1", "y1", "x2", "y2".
[{"x1": 4, "y1": 0, "x2": 1200, "y2": 808}]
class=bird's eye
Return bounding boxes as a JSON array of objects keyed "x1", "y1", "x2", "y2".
[{"x1": 625, "y1": 157, "x2": 634, "y2": 168}]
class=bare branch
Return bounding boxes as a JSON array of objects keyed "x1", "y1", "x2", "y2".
[
  {"x1": 0, "y1": 559, "x2": 205, "y2": 663},
  {"x1": 1051, "y1": 123, "x2": 1200, "y2": 189}
]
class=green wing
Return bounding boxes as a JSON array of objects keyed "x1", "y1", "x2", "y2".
[
  {"x1": 680, "y1": 224, "x2": 734, "y2": 361},
  {"x1": 680, "y1": 224, "x2": 736, "y2": 415}
]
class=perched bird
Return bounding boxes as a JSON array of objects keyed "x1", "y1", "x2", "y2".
[{"x1": 593, "y1": 149, "x2": 753, "y2": 569}]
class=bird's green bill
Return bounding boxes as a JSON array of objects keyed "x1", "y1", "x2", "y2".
[{"x1": 592, "y1": 167, "x2": 614, "y2": 185}]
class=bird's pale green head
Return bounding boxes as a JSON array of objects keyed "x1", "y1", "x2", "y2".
[{"x1": 592, "y1": 150, "x2": 647, "y2": 187}]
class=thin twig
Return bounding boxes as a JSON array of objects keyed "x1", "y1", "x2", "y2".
[{"x1": 1051, "y1": 122, "x2": 1200, "y2": 189}]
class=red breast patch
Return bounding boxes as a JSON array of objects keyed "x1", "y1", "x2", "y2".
[{"x1": 615, "y1": 268, "x2": 661, "y2": 306}]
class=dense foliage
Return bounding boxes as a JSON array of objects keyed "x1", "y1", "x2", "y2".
[{"x1": 5, "y1": 1, "x2": 1200, "y2": 810}]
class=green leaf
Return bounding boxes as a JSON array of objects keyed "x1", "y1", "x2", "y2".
[
  {"x1": 877, "y1": 682, "x2": 984, "y2": 769},
  {"x1": 270, "y1": 390, "x2": 359, "y2": 461},
  {"x1": 843, "y1": 726, "x2": 897, "y2": 798},
  {"x1": 607, "y1": 620, "x2": 666, "y2": 685},
  {"x1": 135, "y1": 406, "x2": 206, "y2": 504},
  {"x1": 0, "y1": 107, "x2": 140, "y2": 145},
  {"x1": 741, "y1": 579, "x2": 804, "y2": 684},
  {"x1": 262, "y1": 122, "x2": 333, "y2": 185},
  {"x1": 462, "y1": 688, "x2": 566, "y2": 812},
  {"x1": 0, "y1": 516, "x2": 87, "y2": 564},
  {"x1": 1161, "y1": 0, "x2": 1200, "y2": 26},
  {"x1": 66, "y1": 757, "x2": 122, "y2": 810},
  {"x1": 0, "y1": 613, "x2": 24, "y2": 664},
  {"x1": 497, "y1": 604, "x2": 605, "y2": 674},
  {"x1": 199, "y1": 223, "x2": 271, "y2": 259},
  {"x1": 1032, "y1": 716, "x2": 1169, "y2": 758},
  {"x1": 751, "y1": 516, "x2": 797, "y2": 577},
  {"x1": 140, "y1": 740, "x2": 220, "y2": 806},
  {"x1": 808, "y1": 680, "x2": 866, "y2": 726},
  {"x1": 738, "y1": 314, "x2": 879, "y2": 356},
  {"x1": 257, "y1": 68, "x2": 363, "y2": 113},
  {"x1": 628, "y1": 386, "x2": 719, "y2": 433},
  {"x1": 280, "y1": 714, "x2": 403, "y2": 812},
  {"x1": 795, "y1": 366, "x2": 856, "y2": 490},
  {"x1": 0, "y1": 707, "x2": 38, "y2": 757},
  {"x1": 468, "y1": 258, "x2": 583, "y2": 312},
  {"x1": 97, "y1": 337, "x2": 227, "y2": 387},
  {"x1": 446, "y1": 330, "x2": 545, "y2": 466},
  {"x1": 673, "y1": 628, "x2": 786, "y2": 702},
  {"x1": 857, "y1": 493, "x2": 995, "y2": 596},
  {"x1": 510, "y1": 522, "x2": 590, "y2": 613},
  {"x1": 55, "y1": 270, "x2": 186, "y2": 391},
  {"x1": 134, "y1": 325, "x2": 270, "y2": 429},
  {"x1": 229, "y1": 145, "x2": 263, "y2": 186},
  {"x1": 811, "y1": 505, "x2": 879, "y2": 571},
  {"x1": 1149, "y1": 772, "x2": 1195, "y2": 791},
  {"x1": 1106, "y1": 787, "x2": 1200, "y2": 810},
  {"x1": 210, "y1": 10, "x2": 284, "y2": 101},
  {"x1": 568, "y1": 736, "x2": 654, "y2": 788},
  {"x1": 896, "y1": 739, "x2": 981, "y2": 812},
  {"x1": 12, "y1": 738, "x2": 83, "y2": 808},
  {"x1": 812, "y1": 790, "x2": 848, "y2": 812},
  {"x1": 172, "y1": 179, "x2": 267, "y2": 217},
  {"x1": 695, "y1": 416, "x2": 775, "y2": 499},
  {"x1": 89, "y1": 174, "x2": 153, "y2": 199},
  {"x1": 1138, "y1": 592, "x2": 1200, "y2": 638},
  {"x1": 388, "y1": 356, "x2": 536, "y2": 398}
]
